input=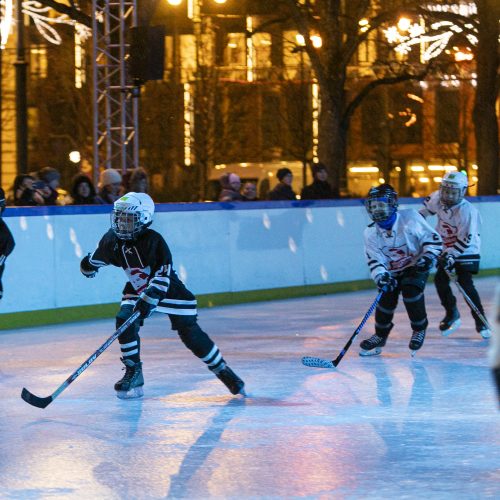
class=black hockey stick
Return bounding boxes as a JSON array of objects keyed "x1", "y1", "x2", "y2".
[
  {"x1": 448, "y1": 271, "x2": 492, "y2": 331},
  {"x1": 21, "y1": 311, "x2": 141, "y2": 409},
  {"x1": 302, "y1": 290, "x2": 383, "y2": 369}
]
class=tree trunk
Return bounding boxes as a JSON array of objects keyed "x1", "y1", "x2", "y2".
[
  {"x1": 318, "y1": 89, "x2": 347, "y2": 194},
  {"x1": 473, "y1": 0, "x2": 499, "y2": 195}
]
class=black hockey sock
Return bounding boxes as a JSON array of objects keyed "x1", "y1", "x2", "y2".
[
  {"x1": 119, "y1": 339, "x2": 141, "y2": 364},
  {"x1": 201, "y1": 344, "x2": 226, "y2": 373}
]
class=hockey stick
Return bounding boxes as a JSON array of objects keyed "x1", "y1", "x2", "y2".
[
  {"x1": 448, "y1": 271, "x2": 492, "y2": 331},
  {"x1": 302, "y1": 290, "x2": 383, "y2": 369},
  {"x1": 21, "y1": 311, "x2": 141, "y2": 409}
]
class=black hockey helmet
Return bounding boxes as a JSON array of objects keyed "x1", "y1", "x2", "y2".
[{"x1": 365, "y1": 183, "x2": 398, "y2": 222}]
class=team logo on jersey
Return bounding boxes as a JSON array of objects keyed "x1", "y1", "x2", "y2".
[
  {"x1": 125, "y1": 266, "x2": 151, "y2": 293},
  {"x1": 382, "y1": 244, "x2": 412, "y2": 270},
  {"x1": 439, "y1": 221, "x2": 458, "y2": 248}
]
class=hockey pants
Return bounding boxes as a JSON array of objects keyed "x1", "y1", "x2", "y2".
[{"x1": 375, "y1": 269, "x2": 429, "y2": 338}]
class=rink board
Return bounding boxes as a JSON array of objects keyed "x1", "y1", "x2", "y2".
[{"x1": 1, "y1": 197, "x2": 499, "y2": 323}]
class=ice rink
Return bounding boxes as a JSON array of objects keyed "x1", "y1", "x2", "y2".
[{"x1": 1, "y1": 276, "x2": 499, "y2": 499}]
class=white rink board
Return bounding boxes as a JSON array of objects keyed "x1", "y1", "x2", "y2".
[{"x1": 2, "y1": 197, "x2": 500, "y2": 313}]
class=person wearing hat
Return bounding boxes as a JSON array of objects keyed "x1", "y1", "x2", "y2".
[
  {"x1": 38, "y1": 167, "x2": 61, "y2": 205},
  {"x1": 268, "y1": 167, "x2": 297, "y2": 201},
  {"x1": 301, "y1": 162, "x2": 340, "y2": 200},
  {"x1": 96, "y1": 168, "x2": 123, "y2": 204},
  {"x1": 218, "y1": 173, "x2": 243, "y2": 202},
  {"x1": 0, "y1": 187, "x2": 15, "y2": 303}
]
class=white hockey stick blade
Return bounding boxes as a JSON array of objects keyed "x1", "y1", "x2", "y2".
[{"x1": 302, "y1": 356, "x2": 336, "y2": 369}]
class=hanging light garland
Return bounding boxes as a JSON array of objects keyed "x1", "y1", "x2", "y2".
[{"x1": 1, "y1": 0, "x2": 91, "y2": 49}]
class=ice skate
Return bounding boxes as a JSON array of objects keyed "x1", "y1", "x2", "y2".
[
  {"x1": 439, "y1": 308, "x2": 461, "y2": 337},
  {"x1": 114, "y1": 358, "x2": 144, "y2": 399},
  {"x1": 359, "y1": 334, "x2": 386, "y2": 357},
  {"x1": 477, "y1": 326, "x2": 491, "y2": 340},
  {"x1": 213, "y1": 365, "x2": 246, "y2": 395},
  {"x1": 409, "y1": 330, "x2": 426, "y2": 357}
]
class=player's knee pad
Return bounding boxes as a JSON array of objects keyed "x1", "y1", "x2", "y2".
[
  {"x1": 177, "y1": 323, "x2": 214, "y2": 357},
  {"x1": 116, "y1": 305, "x2": 140, "y2": 343},
  {"x1": 401, "y1": 274, "x2": 426, "y2": 293}
]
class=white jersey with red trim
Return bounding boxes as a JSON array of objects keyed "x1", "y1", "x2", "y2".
[
  {"x1": 364, "y1": 209, "x2": 442, "y2": 281},
  {"x1": 419, "y1": 191, "x2": 481, "y2": 258}
]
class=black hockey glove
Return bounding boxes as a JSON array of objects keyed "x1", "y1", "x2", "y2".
[
  {"x1": 376, "y1": 272, "x2": 397, "y2": 293},
  {"x1": 133, "y1": 291, "x2": 159, "y2": 320},
  {"x1": 416, "y1": 255, "x2": 434, "y2": 273},
  {"x1": 80, "y1": 254, "x2": 98, "y2": 278},
  {"x1": 438, "y1": 253, "x2": 455, "y2": 272}
]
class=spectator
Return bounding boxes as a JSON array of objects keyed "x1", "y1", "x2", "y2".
[
  {"x1": 0, "y1": 188, "x2": 15, "y2": 303},
  {"x1": 38, "y1": 167, "x2": 61, "y2": 205},
  {"x1": 68, "y1": 174, "x2": 100, "y2": 205},
  {"x1": 123, "y1": 167, "x2": 149, "y2": 194},
  {"x1": 96, "y1": 168, "x2": 122, "y2": 204},
  {"x1": 301, "y1": 162, "x2": 340, "y2": 200},
  {"x1": 268, "y1": 168, "x2": 297, "y2": 201},
  {"x1": 241, "y1": 182, "x2": 258, "y2": 201},
  {"x1": 219, "y1": 173, "x2": 243, "y2": 202},
  {"x1": 12, "y1": 175, "x2": 45, "y2": 206}
]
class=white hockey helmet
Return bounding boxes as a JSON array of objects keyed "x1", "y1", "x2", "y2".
[
  {"x1": 111, "y1": 192, "x2": 155, "y2": 240},
  {"x1": 440, "y1": 171, "x2": 468, "y2": 207}
]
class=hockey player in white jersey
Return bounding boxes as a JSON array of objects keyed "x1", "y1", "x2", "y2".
[
  {"x1": 360, "y1": 184, "x2": 442, "y2": 356},
  {"x1": 419, "y1": 171, "x2": 490, "y2": 339}
]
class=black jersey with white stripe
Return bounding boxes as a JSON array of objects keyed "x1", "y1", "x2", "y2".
[{"x1": 89, "y1": 229, "x2": 197, "y2": 316}]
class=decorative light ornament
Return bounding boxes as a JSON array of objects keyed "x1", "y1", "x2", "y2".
[
  {"x1": 0, "y1": 0, "x2": 91, "y2": 49},
  {"x1": 0, "y1": 0, "x2": 13, "y2": 49}
]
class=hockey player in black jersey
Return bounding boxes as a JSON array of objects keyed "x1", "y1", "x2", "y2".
[
  {"x1": 0, "y1": 188, "x2": 15, "y2": 303},
  {"x1": 80, "y1": 192, "x2": 245, "y2": 399},
  {"x1": 360, "y1": 184, "x2": 442, "y2": 356}
]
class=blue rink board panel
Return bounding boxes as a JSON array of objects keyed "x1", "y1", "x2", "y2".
[{"x1": 1, "y1": 277, "x2": 499, "y2": 499}]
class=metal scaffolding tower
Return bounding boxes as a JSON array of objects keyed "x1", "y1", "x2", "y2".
[{"x1": 92, "y1": 0, "x2": 138, "y2": 183}]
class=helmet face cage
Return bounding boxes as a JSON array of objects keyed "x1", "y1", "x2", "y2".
[
  {"x1": 365, "y1": 185, "x2": 398, "y2": 222},
  {"x1": 111, "y1": 209, "x2": 145, "y2": 240}
]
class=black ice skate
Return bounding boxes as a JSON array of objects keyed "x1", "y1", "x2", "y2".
[
  {"x1": 409, "y1": 330, "x2": 426, "y2": 357},
  {"x1": 439, "y1": 308, "x2": 461, "y2": 337},
  {"x1": 213, "y1": 365, "x2": 246, "y2": 395},
  {"x1": 114, "y1": 358, "x2": 144, "y2": 399},
  {"x1": 359, "y1": 334, "x2": 387, "y2": 357}
]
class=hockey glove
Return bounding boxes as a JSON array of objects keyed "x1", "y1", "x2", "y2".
[
  {"x1": 416, "y1": 255, "x2": 434, "y2": 273},
  {"x1": 376, "y1": 272, "x2": 397, "y2": 293},
  {"x1": 133, "y1": 291, "x2": 159, "y2": 320},
  {"x1": 438, "y1": 253, "x2": 455, "y2": 272},
  {"x1": 80, "y1": 254, "x2": 98, "y2": 278}
]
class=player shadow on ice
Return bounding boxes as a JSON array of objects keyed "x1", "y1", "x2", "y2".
[{"x1": 164, "y1": 397, "x2": 247, "y2": 498}]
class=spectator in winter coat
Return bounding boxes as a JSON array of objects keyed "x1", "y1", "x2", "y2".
[
  {"x1": 301, "y1": 162, "x2": 340, "y2": 200},
  {"x1": 121, "y1": 167, "x2": 149, "y2": 195},
  {"x1": 268, "y1": 168, "x2": 297, "y2": 201},
  {"x1": 12, "y1": 175, "x2": 45, "y2": 206},
  {"x1": 38, "y1": 167, "x2": 61, "y2": 205},
  {"x1": 241, "y1": 182, "x2": 258, "y2": 201},
  {"x1": 219, "y1": 173, "x2": 243, "y2": 202},
  {"x1": 96, "y1": 168, "x2": 122, "y2": 204},
  {"x1": 68, "y1": 174, "x2": 100, "y2": 205}
]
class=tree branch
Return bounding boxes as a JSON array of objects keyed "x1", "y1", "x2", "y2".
[
  {"x1": 37, "y1": 0, "x2": 92, "y2": 27},
  {"x1": 342, "y1": 63, "x2": 433, "y2": 128}
]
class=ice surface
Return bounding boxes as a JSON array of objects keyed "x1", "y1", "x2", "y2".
[{"x1": 1, "y1": 277, "x2": 499, "y2": 499}]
